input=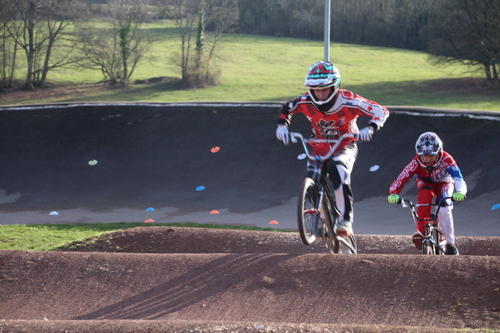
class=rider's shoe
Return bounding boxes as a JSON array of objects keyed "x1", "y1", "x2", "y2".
[
  {"x1": 336, "y1": 220, "x2": 353, "y2": 236},
  {"x1": 445, "y1": 244, "x2": 459, "y2": 255},
  {"x1": 412, "y1": 232, "x2": 423, "y2": 250}
]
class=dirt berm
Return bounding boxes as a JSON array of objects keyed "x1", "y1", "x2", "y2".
[{"x1": 1, "y1": 227, "x2": 500, "y2": 333}]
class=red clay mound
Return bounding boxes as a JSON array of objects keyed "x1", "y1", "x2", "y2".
[{"x1": 1, "y1": 227, "x2": 499, "y2": 333}]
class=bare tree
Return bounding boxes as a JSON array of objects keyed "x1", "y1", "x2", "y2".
[
  {"x1": 157, "y1": 0, "x2": 200, "y2": 86},
  {"x1": 157, "y1": 0, "x2": 238, "y2": 88},
  {"x1": 200, "y1": 0, "x2": 238, "y2": 84},
  {"x1": 424, "y1": 0, "x2": 500, "y2": 85},
  {"x1": 391, "y1": 0, "x2": 436, "y2": 50},
  {"x1": 2, "y1": 0, "x2": 84, "y2": 90},
  {"x1": 75, "y1": 0, "x2": 153, "y2": 85},
  {"x1": 0, "y1": 5, "x2": 19, "y2": 88}
]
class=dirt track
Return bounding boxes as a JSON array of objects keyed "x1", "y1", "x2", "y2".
[{"x1": 1, "y1": 227, "x2": 500, "y2": 333}]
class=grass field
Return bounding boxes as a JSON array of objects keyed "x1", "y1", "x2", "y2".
[{"x1": 1, "y1": 21, "x2": 499, "y2": 110}]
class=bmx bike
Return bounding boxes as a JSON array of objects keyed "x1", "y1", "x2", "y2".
[
  {"x1": 290, "y1": 132, "x2": 357, "y2": 254},
  {"x1": 397, "y1": 196, "x2": 455, "y2": 255}
]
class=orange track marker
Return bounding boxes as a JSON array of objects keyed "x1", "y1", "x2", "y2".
[
  {"x1": 144, "y1": 218, "x2": 154, "y2": 223},
  {"x1": 269, "y1": 220, "x2": 279, "y2": 225},
  {"x1": 210, "y1": 210, "x2": 220, "y2": 214},
  {"x1": 210, "y1": 146, "x2": 220, "y2": 153}
]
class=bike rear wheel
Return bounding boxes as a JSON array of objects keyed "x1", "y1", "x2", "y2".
[
  {"x1": 337, "y1": 234, "x2": 357, "y2": 254},
  {"x1": 321, "y1": 196, "x2": 339, "y2": 253},
  {"x1": 322, "y1": 190, "x2": 357, "y2": 254},
  {"x1": 297, "y1": 178, "x2": 320, "y2": 245}
]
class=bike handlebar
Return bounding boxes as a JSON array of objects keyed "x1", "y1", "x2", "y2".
[
  {"x1": 399, "y1": 196, "x2": 454, "y2": 207},
  {"x1": 399, "y1": 196, "x2": 455, "y2": 222},
  {"x1": 289, "y1": 132, "x2": 357, "y2": 161}
]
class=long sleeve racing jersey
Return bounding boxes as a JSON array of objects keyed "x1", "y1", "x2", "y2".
[
  {"x1": 389, "y1": 151, "x2": 467, "y2": 195},
  {"x1": 278, "y1": 89, "x2": 389, "y2": 153}
]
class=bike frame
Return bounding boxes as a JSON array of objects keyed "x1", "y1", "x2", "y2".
[
  {"x1": 291, "y1": 132, "x2": 357, "y2": 254},
  {"x1": 399, "y1": 196, "x2": 453, "y2": 255}
]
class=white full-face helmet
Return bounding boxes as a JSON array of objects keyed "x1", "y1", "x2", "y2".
[{"x1": 305, "y1": 61, "x2": 341, "y2": 105}]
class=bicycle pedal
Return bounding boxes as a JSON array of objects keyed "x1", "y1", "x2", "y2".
[{"x1": 411, "y1": 233, "x2": 423, "y2": 250}]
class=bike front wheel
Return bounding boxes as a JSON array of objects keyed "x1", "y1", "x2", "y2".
[
  {"x1": 298, "y1": 178, "x2": 320, "y2": 245},
  {"x1": 422, "y1": 225, "x2": 439, "y2": 255},
  {"x1": 422, "y1": 240, "x2": 436, "y2": 255},
  {"x1": 434, "y1": 227, "x2": 445, "y2": 255}
]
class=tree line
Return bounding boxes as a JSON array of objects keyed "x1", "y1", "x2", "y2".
[{"x1": 1, "y1": 0, "x2": 499, "y2": 91}]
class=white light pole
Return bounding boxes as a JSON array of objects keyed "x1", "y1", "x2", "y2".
[{"x1": 324, "y1": 0, "x2": 331, "y2": 62}]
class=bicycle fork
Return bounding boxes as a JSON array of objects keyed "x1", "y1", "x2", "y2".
[{"x1": 422, "y1": 224, "x2": 445, "y2": 255}]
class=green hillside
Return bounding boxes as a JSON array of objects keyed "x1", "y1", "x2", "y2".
[{"x1": 2, "y1": 26, "x2": 498, "y2": 111}]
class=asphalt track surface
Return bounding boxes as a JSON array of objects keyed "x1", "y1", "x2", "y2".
[{"x1": 1, "y1": 103, "x2": 499, "y2": 236}]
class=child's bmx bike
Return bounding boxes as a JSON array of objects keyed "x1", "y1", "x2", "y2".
[
  {"x1": 290, "y1": 132, "x2": 357, "y2": 254},
  {"x1": 397, "y1": 196, "x2": 455, "y2": 255}
]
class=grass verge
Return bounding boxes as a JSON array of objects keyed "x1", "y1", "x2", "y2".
[{"x1": 0, "y1": 222, "x2": 290, "y2": 252}]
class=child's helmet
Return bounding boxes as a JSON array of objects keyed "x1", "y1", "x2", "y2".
[
  {"x1": 305, "y1": 61, "x2": 341, "y2": 105},
  {"x1": 415, "y1": 132, "x2": 442, "y2": 156},
  {"x1": 415, "y1": 132, "x2": 443, "y2": 169}
]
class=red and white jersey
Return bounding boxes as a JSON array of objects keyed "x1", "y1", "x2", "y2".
[
  {"x1": 389, "y1": 151, "x2": 467, "y2": 195},
  {"x1": 278, "y1": 89, "x2": 389, "y2": 153}
]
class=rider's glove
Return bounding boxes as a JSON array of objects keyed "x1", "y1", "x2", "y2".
[
  {"x1": 387, "y1": 194, "x2": 400, "y2": 204},
  {"x1": 276, "y1": 125, "x2": 289, "y2": 145},
  {"x1": 358, "y1": 126, "x2": 374, "y2": 142},
  {"x1": 453, "y1": 192, "x2": 466, "y2": 201}
]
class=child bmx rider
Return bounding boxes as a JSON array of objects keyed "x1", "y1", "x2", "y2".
[
  {"x1": 276, "y1": 61, "x2": 389, "y2": 236},
  {"x1": 387, "y1": 132, "x2": 467, "y2": 255}
]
